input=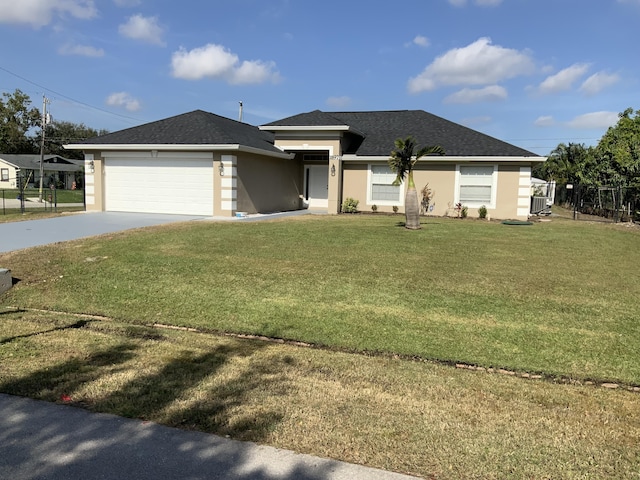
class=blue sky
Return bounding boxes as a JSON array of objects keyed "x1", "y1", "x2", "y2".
[{"x1": 0, "y1": 0, "x2": 638, "y2": 156}]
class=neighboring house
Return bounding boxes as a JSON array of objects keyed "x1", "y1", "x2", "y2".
[
  {"x1": 65, "y1": 109, "x2": 546, "y2": 220},
  {"x1": 0, "y1": 154, "x2": 83, "y2": 190}
]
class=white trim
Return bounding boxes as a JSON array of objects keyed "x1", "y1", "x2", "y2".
[
  {"x1": 517, "y1": 207, "x2": 530, "y2": 217},
  {"x1": 280, "y1": 145, "x2": 334, "y2": 156},
  {"x1": 518, "y1": 187, "x2": 530, "y2": 197},
  {"x1": 455, "y1": 164, "x2": 498, "y2": 209},
  {"x1": 221, "y1": 200, "x2": 237, "y2": 211},
  {"x1": 221, "y1": 177, "x2": 236, "y2": 188},
  {"x1": 343, "y1": 155, "x2": 545, "y2": 163},
  {"x1": 86, "y1": 196, "x2": 95, "y2": 205},
  {"x1": 518, "y1": 197, "x2": 530, "y2": 207},
  {"x1": 86, "y1": 185, "x2": 95, "y2": 195},
  {"x1": 102, "y1": 151, "x2": 214, "y2": 160},
  {"x1": 366, "y1": 163, "x2": 403, "y2": 206},
  {"x1": 259, "y1": 125, "x2": 350, "y2": 132},
  {"x1": 65, "y1": 144, "x2": 293, "y2": 160}
]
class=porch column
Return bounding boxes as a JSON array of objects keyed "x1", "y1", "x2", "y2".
[{"x1": 328, "y1": 155, "x2": 342, "y2": 214}]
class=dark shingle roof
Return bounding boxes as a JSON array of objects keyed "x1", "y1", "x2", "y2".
[
  {"x1": 265, "y1": 110, "x2": 538, "y2": 157},
  {"x1": 80, "y1": 110, "x2": 283, "y2": 154},
  {"x1": 0, "y1": 154, "x2": 82, "y2": 172}
]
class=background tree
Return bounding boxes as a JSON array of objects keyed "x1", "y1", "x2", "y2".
[
  {"x1": 389, "y1": 136, "x2": 444, "y2": 230},
  {"x1": 533, "y1": 142, "x2": 597, "y2": 185},
  {"x1": 45, "y1": 120, "x2": 109, "y2": 159},
  {"x1": 0, "y1": 89, "x2": 40, "y2": 154},
  {"x1": 595, "y1": 108, "x2": 640, "y2": 186}
]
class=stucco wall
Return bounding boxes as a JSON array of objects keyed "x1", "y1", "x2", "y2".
[
  {"x1": 341, "y1": 160, "x2": 533, "y2": 220},
  {"x1": 236, "y1": 153, "x2": 302, "y2": 214}
]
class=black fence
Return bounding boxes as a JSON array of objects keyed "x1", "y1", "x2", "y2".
[
  {"x1": 1, "y1": 187, "x2": 85, "y2": 215},
  {"x1": 554, "y1": 184, "x2": 639, "y2": 223}
]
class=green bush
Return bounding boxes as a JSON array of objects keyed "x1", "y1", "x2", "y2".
[
  {"x1": 341, "y1": 197, "x2": 359, "y2": 213},
  {"x1": 478, "y1": 205, "x2": 487, "y2": 219},
  {"x1": 392, "y1": 205, "x2": 399, "y2": 213},
  {"x1": 461, "y1": 205, "x2": 468, "y2": 219},
  {"x1": 371, "y1": 204, "x2": 378, "y2": 213}
]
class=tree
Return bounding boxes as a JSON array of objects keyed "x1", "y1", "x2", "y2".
[
  {"x1": 534, "y1": 142, "x2": 598, "y2": 185},
  {"x1": 595, "y1": 108, "x2": 640, "y2": 186},
  {"x1": 45, "y1": 120, "x2": 108, "y2": 159},
  {"x1": 0, "y1": 89, "x2": 41, "y2": 154},
  {"x1": 389, "y1": 136, "x2": 444, "y2": 230}
]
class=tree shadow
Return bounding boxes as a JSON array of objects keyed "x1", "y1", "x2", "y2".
[
  {"x1": 0, "y1": 319, "x2": 88, "y2": 345},
  {"x1": 91, "y1": 340, "x2": 287, "y2": 444},
  {"x1": 0, "y1": 342, "x2": 140, "y2": 401}
]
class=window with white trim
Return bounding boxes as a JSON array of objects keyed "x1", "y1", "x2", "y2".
[
  {"x1": 1, "y1": 168, "x2": 8, "y2": 182},
  {"x1": 368, "y1": 164, "x2": 402, "y2": 205},
  {"x1": 457, "y1": 165, "x2": 497, "y2": 208}
]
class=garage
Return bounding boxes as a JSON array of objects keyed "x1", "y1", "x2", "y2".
[{"x1": 104, "y1": 153, "x2": 214, "y2": 216}]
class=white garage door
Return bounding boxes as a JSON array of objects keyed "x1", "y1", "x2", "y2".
[{"x1": 104, "y1": 154, "x2": 214, "y2": 215}]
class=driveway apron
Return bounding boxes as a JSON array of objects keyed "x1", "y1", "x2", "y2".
[{"x1": 0, "y1": 212, "x2": 206, "y2": 254}]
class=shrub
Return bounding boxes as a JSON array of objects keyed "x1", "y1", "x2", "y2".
[
  {"x1": 341, "y1": 197, "x2": 359, "y2": 213},
  {"x1": 371, "y1": 204, "x2": 378, "y2": 213},
  {"x1": 461, "y1": 205, "x2": 468, "y2": 219},
  {"x1": 392, "y1": 205, "x2": 399, "y2": 213},
  {"x1": 478, "y1": 205, "x2": 487, "y2": 219}
]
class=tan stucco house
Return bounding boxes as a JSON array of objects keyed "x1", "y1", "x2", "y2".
[{"x1": 65, "y1": 109, "x2": 545, "y2": 220}]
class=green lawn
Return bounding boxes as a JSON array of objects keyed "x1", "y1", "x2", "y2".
[
  {"x1": 4, "y1": 188, "x2": 84, "y2": 204},
  {"x1": 2, "y1": 215, "x2": 639, "y2": 385}
]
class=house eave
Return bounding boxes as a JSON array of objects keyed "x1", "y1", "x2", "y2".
[
  {"x1": 341, "y1": 155, "x2": 547, "y2": 163},
  {"x1": 259, "y1": 125, "x2": 351, "y2": 132},
  {"x1": 64, "y1": 143, "x2": 294, "y2": 160}
]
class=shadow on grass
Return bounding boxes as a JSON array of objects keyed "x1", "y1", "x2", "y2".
[
  {"x1": 91, "y1": 341, "x2": 286, "y2": 443},
  {"x1": 0, "y1": 338, "x2": 341, "y2": 479},
  {"x1": 0, "y1": 319, "x2": 87, "y2": 345}
]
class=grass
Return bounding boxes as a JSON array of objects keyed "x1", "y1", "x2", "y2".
[
  {"x1": 2, "y1": 188, "x2": 84, "y2": 204},
  {"x1": 0, "y1": 209, "x2": 85, "y2": 223},
  {"x1": 1, "y1": 310, "x2": 638, "y2": 479},
  {"x1": 2, "y1": 215, "x2": 639, "y2": 385},
  {"x1": 1, "y1": 215, "x2": 639, "y2": 477}
]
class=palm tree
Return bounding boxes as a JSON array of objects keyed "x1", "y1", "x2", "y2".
[{"x1": 389, "y1": 136, "x2": 444, "y2": 229}]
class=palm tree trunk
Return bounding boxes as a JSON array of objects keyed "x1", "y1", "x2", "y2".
[{"x1": 405, "y1": 171, "x2": 421, "y2": 229}]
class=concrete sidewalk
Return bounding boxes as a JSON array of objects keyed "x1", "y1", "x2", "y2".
[{"x1": 0, "y1": 394, "x2": 420, "y2": 480}]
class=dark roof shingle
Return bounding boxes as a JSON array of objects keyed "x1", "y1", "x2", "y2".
[
  {"x1": 80, "y1": 110, "x2": 282, "y2": 154},
  {"x1": 265, "y1": 110, "x2": 538, "y2": 157}
]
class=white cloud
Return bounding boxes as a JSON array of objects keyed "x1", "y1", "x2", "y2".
[
  {"x1": 114, "y1": 0, "x2": 141, "y2": 6},
  {"x1": 106, "y1": 92, "x2": 141, "y2": 111},
  {"x1": 579, "y1": 71, "x2": 620, "y2": 96},
  {"x1": 444, "y1": 85, "x2": 507, "y2": 104},
  {"x1": 448, "y1": 0, "x2": 467, "y2": 6},
  {"x1": 408, "y1": 37, "x2": 534, "y2": 93},
  {"x1": 119, "y1": 14, "x2": 165, "y2": 46},
  {"x1": 412, "y1": 35, "x2": 430, "y2": 47},
  {"x1": 171, "y1": 43, "x2": 281, "y2": 85},
  {"x1": 567, "y1": 111, "x2": 618, "y2": 129},
  {"x1": 537, "y1": 63, "x2": 590, "y2": 94},
  {"x1": 58, "y1": 43, "x2": 104, "y2": 57},
  {"x1": 326, "y1": 96, "x2": 352, "y2": 108},
  {"x1": 0, "y1": 0, "x2": 97, "y2": 28},
  {"x1": 534, "y1": 115, "x2": 555, "y2": 127}
]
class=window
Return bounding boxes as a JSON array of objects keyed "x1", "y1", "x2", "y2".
[
  {"x1": 368, "y1": 164, "x2": 402, "y2": 205},
  {"x1": 457, "y1": 165, "x2": 497, "y2": 208},
  {"x1": 1, "y1": 168, "x2": 8, "y2": 182}
]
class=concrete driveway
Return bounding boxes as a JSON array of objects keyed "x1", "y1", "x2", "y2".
[{"x1": 0, "y1": 212, "x2": 207, "y2": 254}]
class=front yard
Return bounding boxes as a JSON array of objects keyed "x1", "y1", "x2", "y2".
[{"x1": 1, "y1": 215, "x2": 639, "y2": 478}]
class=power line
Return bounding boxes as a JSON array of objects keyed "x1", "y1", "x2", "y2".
[{"x1": 0, "y1": 65, "x2": 142, "y2": 124}]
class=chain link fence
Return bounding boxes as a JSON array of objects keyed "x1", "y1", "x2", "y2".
[{"x1": 554, "y1": 183, "x2": 639, "y2": 223}]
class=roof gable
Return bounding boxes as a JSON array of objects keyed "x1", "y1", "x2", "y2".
[{"x1": 79, "y1": 110, "x2": 283, "y2": 154}]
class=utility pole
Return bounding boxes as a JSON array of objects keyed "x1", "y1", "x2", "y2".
[{"x1": 38, "y1": 95, "x2": 51, "y2": 202}]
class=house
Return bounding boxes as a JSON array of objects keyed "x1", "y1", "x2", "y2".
[
  {"x1": 0, "y1": 154, "x2": 83, "y2": 190},
  {"x1": 65, "y1": 109, "x2": 545, "y2": 219}
]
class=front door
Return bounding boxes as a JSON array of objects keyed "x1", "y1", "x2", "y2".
[{"x1": 304, "y1": 165, "x2": 329, "y2": 209}]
